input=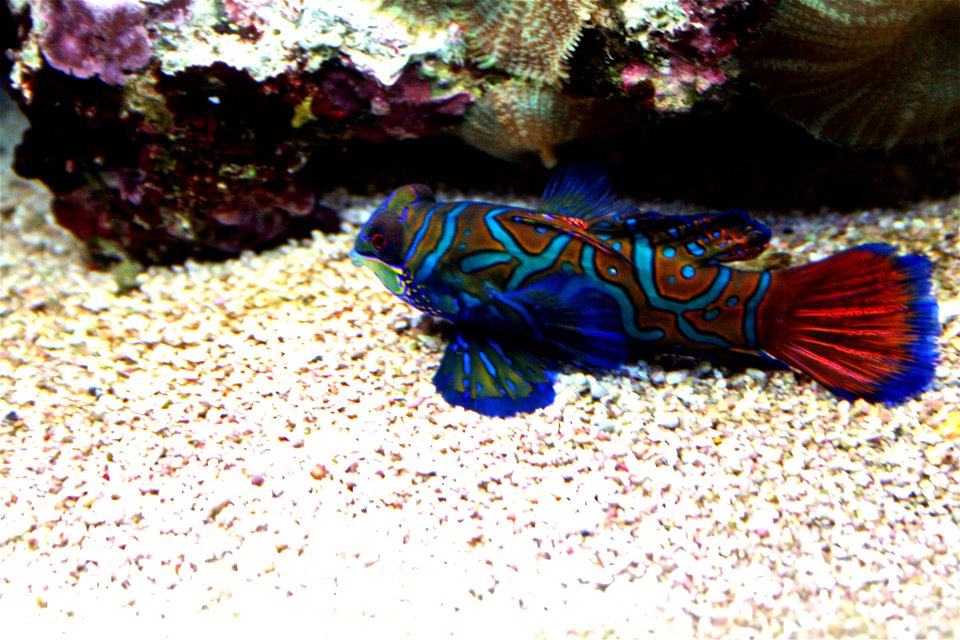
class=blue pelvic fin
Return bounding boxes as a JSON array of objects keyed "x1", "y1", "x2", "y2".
[
  {"x1": 433, "y1": 332, "x2": 556, "y2": 417},
  {"x1": 435, "y1": 275, "x2": 630, "y2": 416},
  {"x1": 592, "y1": 209, "x2": 772, "y2": 264},
  {"x1": 487, "y1": 274, "x2": 629, "y2": 371},
  {"x1": 538, "y1": 162, "x2": 636, "y2": 222}
]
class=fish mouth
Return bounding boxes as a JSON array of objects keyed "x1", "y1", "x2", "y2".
[
  {"x1": 349, "y1": 248, "x2": 366, "y2": 267},
  {"x1": 350, "y1": 247, "x2": 384, "y2": 269},
  {"x1": 350, "y1": 249, "x2": 404, "y2": 295}
]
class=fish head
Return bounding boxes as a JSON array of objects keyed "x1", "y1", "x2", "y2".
[{"x1": 352, "y1": 183, "x2": 435, "y2": 295}]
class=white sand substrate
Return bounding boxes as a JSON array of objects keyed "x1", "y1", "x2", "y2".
[{"x1": 1, "y1": 113, "x2": 958, "y2": 638}]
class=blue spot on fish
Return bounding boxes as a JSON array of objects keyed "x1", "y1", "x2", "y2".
[
  {"x1": 462, "y1": 292, "x2": 483, "y2": 308},
  {"x1": 663, "y1": 247, "x2": 676, "y2": 259},
  {"x1": 726, "y1": 295, "x2": 740, "y2": 307},
  {"x1": 681, "y1": 265, "x2": 696, "y2": 279},
  {"x1": 686, "y1": 242, "x2": 705, "y2": 257},
  {"x1": 478, "y1": 350, "x2": 497, "y2": 377}
]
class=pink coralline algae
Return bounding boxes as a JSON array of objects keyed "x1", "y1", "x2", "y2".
[
  {"x1": 222, "y1": 0, "x2": 306, "y2": 38},
  {"x1": 621, "y1": 60, "x2": 728, "y2": 109},
  {"x1": 304, "y1": 65, "x2": 472, "y2": 141},
  {"x1": 204, "y1": 185, "x2": 338, "y2": 256},
  {"x1": 52, "y1": 175, "x2": 338, "y2": 264},
  {"x1": 38, "y1": 0, "x2": 152, "y2": 85},
  {"x1": 622, "y1": 0, "x2": 774, "y2": 106},
  {"x1": 669, "y1": 0, "x2": 759, "y2": 65}
]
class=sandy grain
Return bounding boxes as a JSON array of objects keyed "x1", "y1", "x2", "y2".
[{"x1": 1, "y1": 111, "x2": 958, "y2": 638}]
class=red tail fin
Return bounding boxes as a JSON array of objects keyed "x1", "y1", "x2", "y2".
[{"x1": 757, "y1": 244, "x2": 938, "y2": 403}]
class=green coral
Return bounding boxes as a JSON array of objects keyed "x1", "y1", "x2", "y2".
[{"x1": 459, "y1": 0, "x2": 598, "y2": 86}]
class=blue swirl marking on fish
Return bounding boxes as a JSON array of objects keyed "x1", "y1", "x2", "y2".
[{"x1": 353, "y1": 163, "x2": 940, "y2": 415}]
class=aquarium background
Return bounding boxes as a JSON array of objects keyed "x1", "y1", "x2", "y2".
[{"x1": 1, "y1": 0, "x2": 959, "y2": 636}]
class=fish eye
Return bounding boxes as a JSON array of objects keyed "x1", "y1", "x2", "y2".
[{"x1": 365, "y1": 214, "x2": 405, "y2": 265}]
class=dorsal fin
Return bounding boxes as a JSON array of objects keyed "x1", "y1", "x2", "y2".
[
  {"x1": 538, "y1": 162, "x2": 635, "y2": 222},
  {"x1": 505, "y1": 210, "x2": 634, "y2": 265},
  {"x1": 592, "y1": 209, "x2": 772, "y2": 264},
  {"x1": 376, "y1": 184, "x2": 435, "y2": 219}
]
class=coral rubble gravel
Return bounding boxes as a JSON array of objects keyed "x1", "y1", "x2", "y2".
[{"x1": 1, "y1": 121, "x2": 959, "y2": 636}]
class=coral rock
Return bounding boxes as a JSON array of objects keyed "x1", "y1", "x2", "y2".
[
  {"x1": 745, "y1": 0, "x2": 960, "y2": 147},
  {"x1": 620, "y1": 0, "x2": 775, "y2": 110},
  {"x1": 38, "y1": 0, "x2": 152, "y2": 86},
  {"x1": 14, "y1": 0, "x2": 916, "y2": 266}
]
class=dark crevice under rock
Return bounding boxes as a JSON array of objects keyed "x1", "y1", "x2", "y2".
[
  {"x1": 4, "y1": 75, "x2": 958, "y2": 267},
  {"x1": 308, "y1": 87, "x2": 960, "y2": 213}
]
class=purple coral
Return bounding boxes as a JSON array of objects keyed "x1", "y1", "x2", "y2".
[
  {"x1": 294, "y1": 64, "x2": 470, "y2": 141},
  {"x1": 39, "y1": 0, "x2": 152, "y2": 85}
]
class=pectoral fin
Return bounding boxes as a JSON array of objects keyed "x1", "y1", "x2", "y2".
[
  {"x1": 433, "y1": 332, "x2": 556, "y2": 417},
  {"x1": 487, "y1": 274, "x2": 629, "y2": 371}
]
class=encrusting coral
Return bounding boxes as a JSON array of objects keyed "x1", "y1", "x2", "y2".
[
  {"x1": 459, "y1": 0, "x2": 597, "y2": 86},
  {"x1": 744, "y1": 0, "x2": 960, "y2": 148},
  {"x1": 37, "y1": 0, "x2": 152, "y2": 86}
]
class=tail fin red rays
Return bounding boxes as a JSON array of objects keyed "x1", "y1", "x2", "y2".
[{"x1": 757, "y1": 244, "x2": 939, "y2": 403}]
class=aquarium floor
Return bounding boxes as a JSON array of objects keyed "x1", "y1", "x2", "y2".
[{"x1": 2, "y1": 116, "x2": 959, "y2": 637}]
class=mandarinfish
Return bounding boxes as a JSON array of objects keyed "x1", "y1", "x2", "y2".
[{"x1": 352, "y1": 164, "x2": 939, "y2": 417}]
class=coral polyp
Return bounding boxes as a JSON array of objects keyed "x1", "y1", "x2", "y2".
[
  {"x1": 745, "y1": 0, "x2": 960, "y2": 147},
  {"x1": 459, "y1": 0, "x2": 597, "y2": 85},
  {"x1": 460, "y1": 81, "x2": 591, "y2": 167}
]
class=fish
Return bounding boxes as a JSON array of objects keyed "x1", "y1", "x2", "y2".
[{"x1": 351, "y1": 164, "x2": 939, "y2": 417}]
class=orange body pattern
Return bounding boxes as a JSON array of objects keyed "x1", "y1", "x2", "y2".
[{"x1": 353, "y1": 165, "x2": 938, "y2": 416}]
